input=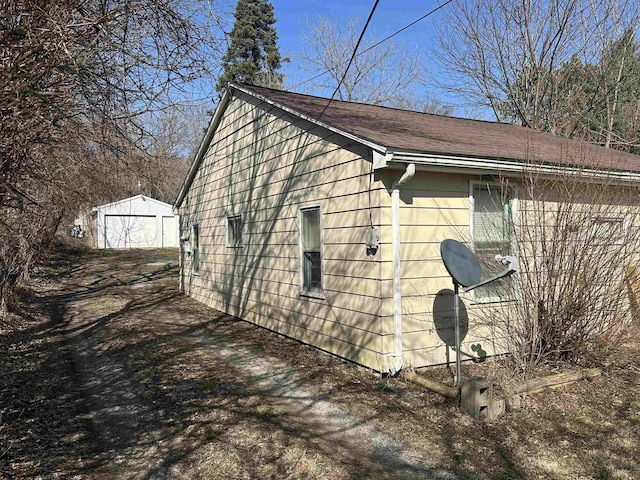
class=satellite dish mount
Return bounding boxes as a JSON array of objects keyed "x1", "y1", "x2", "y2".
[{"x1": 439, "y1": 239, "x2": 518, "y2": 386}]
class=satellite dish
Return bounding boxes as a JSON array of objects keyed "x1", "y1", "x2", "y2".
[{"x1": 440, "y1": 239, "x2": 481, "y2": 288}]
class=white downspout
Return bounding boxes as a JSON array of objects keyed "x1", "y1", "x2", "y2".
[{"x1": 389, "y1": 163, "x2": 415, "y2": 375}]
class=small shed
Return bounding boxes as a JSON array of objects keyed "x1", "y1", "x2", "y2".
[{"x1": 93, "y1": 195, "x2": 179, "y2": 249}]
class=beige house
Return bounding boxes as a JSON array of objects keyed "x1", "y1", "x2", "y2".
[{"x1": 174, "y1": 83, "x2": 640, "y2": 373}]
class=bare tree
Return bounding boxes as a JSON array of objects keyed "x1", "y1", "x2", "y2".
[
  {"x1": 433, "y1": 0, "x2": 640, "y2": 135},
  {"x1": 472, "y1": 163, "x2": 640, "y2": 375},
  {"x1": 0, "y1": 0, "x2": 227, "y2": 317},
  {"x1": 298, "y1": 16, "x2": 432, "y2": 109},
  {"x1": 389, "y1": 94, "x2": 454, "y2": 116},
  {"x1": 143, "y1": 103, "x2": 212, "y2": 161},
  {"x1": 1, "y1": 0, "x2": 224, "y2": 203}
]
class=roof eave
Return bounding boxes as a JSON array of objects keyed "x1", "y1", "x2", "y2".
[
  {"x1": 174, "y1": 89, "x2": 233, "y2": 210},
  {"x1": 232, "y1": 83, "x2": 388, "y2": 156},
  {"x1": 96, "y1": 194, "x2": 172, "y2": 211}
]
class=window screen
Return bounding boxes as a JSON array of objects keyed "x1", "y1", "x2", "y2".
[
  {"x1": 300, "y1": 207, "x2": 323, "y2": 294},
  {"x1": 226, "y1": 214, "x2": 243, "y2": 248},
  {"x1": 472, "y1": 183, "x2": 513, "y2": 300}
]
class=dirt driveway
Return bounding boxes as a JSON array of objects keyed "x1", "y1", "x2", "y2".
[
  {"x1": 48, "y1": 249, "x2": 461, "y2": 479},
  {"x1": 3, "y1": 247, "x2": 639, "y2": 479}
]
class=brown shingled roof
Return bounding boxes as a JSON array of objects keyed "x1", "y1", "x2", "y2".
[{"x1": 236, "y1": 83, "x2": 640, "y2": 174}]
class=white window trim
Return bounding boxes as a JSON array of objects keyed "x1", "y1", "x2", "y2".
[
  {"x1": 469, "y1": 180, "x2": 518, "y2": 304},
  {"x1": 226, "y1": 213, "x2": 244, "y2": 248},
  {"x1": 298, "y1": 204, "x2": 325, "y2": 300}
]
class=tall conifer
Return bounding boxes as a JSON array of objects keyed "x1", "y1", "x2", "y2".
[{"x1": 216, "y1": 0, "x2": 286, "y2": 93}]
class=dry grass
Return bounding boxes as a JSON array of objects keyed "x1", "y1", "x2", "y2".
[{"x1": 1, "y1": 246, "x2": 639, "y2": 479}]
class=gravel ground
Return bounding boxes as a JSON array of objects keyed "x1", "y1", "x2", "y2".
[
  {"x1": 3, "y1": 246, "x2": 639, "y2": 479},
  {"x1": 54, "y1": 249, "x2": 459, "y2": 479}
]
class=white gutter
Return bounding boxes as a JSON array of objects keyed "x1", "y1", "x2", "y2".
[
  {"x1": 388, "y1": 162, "x2": 416, "y2": 376},
  {"x1": 390, "y1": 152, "x2": 640, "y2": 183}
]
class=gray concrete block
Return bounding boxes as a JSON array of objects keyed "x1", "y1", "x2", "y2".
[{"x1": 461, "y1": 377, "x2": 494, "y2": 420}]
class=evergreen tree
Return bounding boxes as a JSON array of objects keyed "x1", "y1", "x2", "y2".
[
  {"x1": 498, "y1": 30, "x2": 640, "y2": 153},
  {"x1": 589, "y1": 30, "x2": 640, "y2": 151},
  {"x1": 216, "y1": 0, "x2": 286, "y2": 93}
]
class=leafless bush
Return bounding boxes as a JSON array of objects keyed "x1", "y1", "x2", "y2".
[{"x1": 475, "y1": 167, "x2": 640, "y2": 374}]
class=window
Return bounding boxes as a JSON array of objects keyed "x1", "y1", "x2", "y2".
[
  {"x1": 592, "y1": 216, "x2": 626, "y2": 246},
  {"x1": 192, "y1": 224, "x2": 200, "y2": 275},
  {"x1": 226, "y1": 214, "x2": 243, "y2": 248},
  {"x1": 471, "y1": 182, "x2": 515, "y2": 301},
  {"x1": 299, "y1": 206, "x2": 323, "y2": 297}
]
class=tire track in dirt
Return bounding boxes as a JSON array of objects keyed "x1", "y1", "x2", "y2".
[
  {"x1": 177, "y1": 333, "x2": 459, "y2": 480},
  {"x1": 57, "y1": 254, "x2": 461, "y2": 479}
]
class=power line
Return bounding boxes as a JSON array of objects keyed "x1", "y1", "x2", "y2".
[
  {"x1": 362, "y1": 0, "x2": 455, "y2": 57},
  {"x1": 290, "y1": 0, "x2": 456, "y2": 93},
  {"x1": 191, "y1": 2, "x2": 457, "y2": 171},
  {"x1": 204, "y1": 2, "x2": 459, "y2": 161},
  {"x1": 317, "y1": 0, "x2": 381, "y2": 119}
]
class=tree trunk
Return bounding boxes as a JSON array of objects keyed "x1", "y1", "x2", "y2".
[{"x1": 605, "y1": 50, "x2": 626, "y2": 148}]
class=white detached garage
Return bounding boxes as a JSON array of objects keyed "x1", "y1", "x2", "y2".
[{"x1": 93, "y1": 195, "x2": 179, "y2": 249}]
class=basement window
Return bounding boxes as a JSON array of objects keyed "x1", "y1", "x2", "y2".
[
  {"x1": 299, "y1": 206, "x2": 324, "y2": 298},
  {"x1": 226, "y1": 214, "x2": 243, "y2": 248}
]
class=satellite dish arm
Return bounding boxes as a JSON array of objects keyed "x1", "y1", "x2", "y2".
[{"x1": 462, "y1": 255, "x2": 518, "y2": 293}]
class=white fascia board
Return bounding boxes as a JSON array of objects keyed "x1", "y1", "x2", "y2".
[
  {"x1": 95, "y1": 194, "x2": 146, "y2": 211},
  {"x1": 391, "y1": 151, "x2": 640, "y2": 183},
  {"x1": 139, "y1": 195, "x2": 173, "y2": 209},
  {"x1": 173, "y1": 89, "x2": 232, "y2": 210},
  {"x1": 96, "y1": 194, "x2": 172, "y2": 212},
  {"x1": 232, "y1": 83, "x2": 388, "y2": 156}
]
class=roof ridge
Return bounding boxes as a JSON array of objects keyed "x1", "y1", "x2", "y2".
[{"x1": 233, "y1": 81, "x2": 519, "y2": 127}]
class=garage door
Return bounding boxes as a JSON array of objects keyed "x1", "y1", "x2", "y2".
[
  {"x1": 105, "y1": 215, "x2": 157, "y2": 248},
  {"x1": 162, "y1": 216, "x2": 177, "y2": 247}
]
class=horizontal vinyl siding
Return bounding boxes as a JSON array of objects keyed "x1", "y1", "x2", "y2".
[
  {"x1": 389, "y1": 171, "x2": 509, "y2": 368},
  {"x1": 391, "y1": 173, "x2": 640, "y2": 367},
  {"x1": 187, "y1": 287, "x2": 385, "y2": 369},
  {"x1": 179, "y1": 94, "x2": 390, "y2": 371}
]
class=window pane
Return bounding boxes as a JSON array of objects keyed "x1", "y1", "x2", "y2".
[
  {"x1": 473, "y1": 184, "x2": 512, "y2": 300},
  {"x1": 233, "y1": 217, "x2": 242, "y2": 246},
  {"x1": 192, "y1": 224, "x2": 199, "y2": 273},
  {"x1": 593, "y1": 218, "x2": 624, "y2": 245},
  {"x1": 302, "y1": 209, "x2": 321, "y2": 250},
  {"x1": 473, "y1": 185, "x2": 506, "y2": 244},
  {"x1": 227, "y1": 215, "x2": 242, "y2": 247},
  {"x1": 226, "y1": 218, "x2": 233, "y2": 245},
  {"x1": 474, "y1": 242, "x2": 510, "y2": 299},
  {"x1": 304, "y1": 251, "x2": 322, "y2": 289},
  {"x1": 193, "y1": 224, "x2": 199, "y2": 246},
  {"x1": 301, "y1": 207, "x2": 322, "y2": 293}
]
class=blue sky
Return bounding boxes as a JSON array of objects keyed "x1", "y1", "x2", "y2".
[
  {"x1": 271, "y1": 0, "x2": 441, "y2": 54},
  {"x1": 268, "y1": 0, "x2": 465, "y2": 112}
]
